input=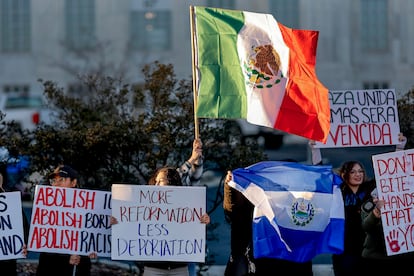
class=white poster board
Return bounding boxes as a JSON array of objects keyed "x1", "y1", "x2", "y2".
[
  {"x1": 28, "y1": 185, "x2": 112, "y2": 257},
  {"x1": 316, "y1": 89, "x2": 400, "y2": 148},
  {"x1": 111, "y1": 184, "x2": 207, "y2": 262},
  {"x1": 372, "y1": 149, "x2": 414, "y2": 256},
  {"x1": 0, "y1": 191, "x2": 25, "y2": 260}
]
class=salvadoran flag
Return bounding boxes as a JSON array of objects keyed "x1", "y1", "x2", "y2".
[
  {"x1": 229, "y1": 161, "x2": 344, "y2": 262},
  {"x1": 192, "y1": 6, "x2": 330, "y2": 143}
]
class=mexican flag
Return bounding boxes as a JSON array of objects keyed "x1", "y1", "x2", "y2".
[{"x1": 191, "y1": 6, "x2": 330, "y2": 143}]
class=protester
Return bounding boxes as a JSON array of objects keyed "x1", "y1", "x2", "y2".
[
  {"x1": 360, "y1": 134, "x2": 414, "y2": 275},
  {"x1": 309, "y1": 133, "x2": 409, "y2": 276},
  {"x1": 0, "y1": 173, "x2": 29, "y2": 276},
  {"x1": 310, "y1": 139, "x2": 372, "y2": 276},
  {"x1": 35, "y1": 165, "x2": 97, "y2": 276},
  {"x1": 223, "y1": 152, "x2": 323, "y2": 276},
  {"x1": 310, "y1": 142, "x2": 371, "y2": 276},
  {"x1": 142, "y1": 166, "x2": 210, "y2": 276},
  {"x1": 331, "y1": 160, "x2": 372, "y2": 276},
  {"x1": 223, "y1": 171, "x2": 256, "y2": 276}
]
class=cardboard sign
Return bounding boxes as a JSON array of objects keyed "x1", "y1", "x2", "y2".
[
  {"x1": 111, "y1": 184, "x2": 207, "y2": 262},
  {"x1": 316, "y1": 89, "x2": 400, "y2": 148},
  {"x1": 0, "y1": 192, "x2": 25, "y2": 260},
  {"x1": 28, "y1": 185, "x2": 112, "y2": 257},
  {"x1": 372, "y1": 149, "x2": 414, "y2": 256}
]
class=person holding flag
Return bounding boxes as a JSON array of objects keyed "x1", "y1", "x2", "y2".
[{"x1": 223, "y1": 143, "x2": 344, "y2": 275}]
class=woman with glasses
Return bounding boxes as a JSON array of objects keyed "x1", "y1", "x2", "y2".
[{"x1": 331, "y1": 160, "x2": 374, "y2": 276}]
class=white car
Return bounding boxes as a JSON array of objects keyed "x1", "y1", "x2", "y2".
[{"x1": 0, "y1": 94, "x2": 55, "y2": 130}]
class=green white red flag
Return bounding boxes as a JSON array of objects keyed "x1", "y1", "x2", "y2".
[{"x1": 191, "y1": 6, "x2": 330, "y2": 143}]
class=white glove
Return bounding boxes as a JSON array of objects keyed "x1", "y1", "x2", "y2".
[{"x1": 308, "y1": 140, "x2": 322, "y2": 165}]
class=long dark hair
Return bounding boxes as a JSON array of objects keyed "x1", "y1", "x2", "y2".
[
  {"x1": 148, "y1": 166, "x2": 182, "y2": 186},
  {"x1": 338, "y1": 161, "x2": 367, "y2": 184}
]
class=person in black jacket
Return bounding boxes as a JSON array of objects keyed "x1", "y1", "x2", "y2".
[
  {"x1": 35, "y1": 165, "x2": 96, "y2": 276},
  {"x1": 223, "y1": 171, "x2": 256, "y2": 276}
]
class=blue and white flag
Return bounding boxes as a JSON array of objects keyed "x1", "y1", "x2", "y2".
[{"x1": 229, "y1": 161, "x2": 344, "y2": 262}]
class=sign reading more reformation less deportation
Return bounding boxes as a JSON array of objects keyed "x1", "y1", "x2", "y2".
[
  {"x1": 372, "y1": 149, "x2": 414, "y2": 256},
  {"x1": 0, "y1": 192, "x2": 25, "y2": 260},
  {"x1": 28, "y1": 185, "x2": 112, "y2": 257},
  {"x1": 111, "y1": 184, "x2": 207, "y2": 262},
  {"x1": 316, "y1": 89, "x2": 400, "y2": 148}
]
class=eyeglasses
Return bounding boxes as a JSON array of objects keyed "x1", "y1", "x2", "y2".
[
  {"x1": 350, "y1": 170, "x2": 364, "y2": 175},
  {"x1": 49, "y1": 177, "x2": 66, "y2": 185}
]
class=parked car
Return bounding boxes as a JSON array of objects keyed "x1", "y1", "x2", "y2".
[{"x1": 0, "y1": 94, "x2": 55, "y2": 130}]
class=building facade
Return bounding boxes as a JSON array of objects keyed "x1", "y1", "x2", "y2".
[{"x1": 1, "y1": 0, "x2": 413, "y2": 98}]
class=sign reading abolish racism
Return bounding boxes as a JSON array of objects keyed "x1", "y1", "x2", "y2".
[
  {"x1": 316, "y1": 89, "x2": 400, "y2": 148},
  {"x1": 372, "y1": 149, "x2": 414, "y2": 256},
  {"x1": 28, "y1": 185, "x2": 112, "y2": 257},
  {"x1": 111, "y1": 184, "x2": 207, "y2": 262},
  {"x1": 0, "y1": 192, "x2": 25, "y2": 260}
]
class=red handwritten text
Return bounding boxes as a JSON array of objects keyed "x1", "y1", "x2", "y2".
[{"x1": 35, "y1": 187, "x2": 96, "y2": 209}]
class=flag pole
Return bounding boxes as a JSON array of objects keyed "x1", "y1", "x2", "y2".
[{"x1": 189, "y1": 5, "x2": 200, "y2": 140}]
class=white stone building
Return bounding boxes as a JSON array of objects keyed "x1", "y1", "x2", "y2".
[{"x1": 0, "y1": 0, "x2": 413, "y2": 98}]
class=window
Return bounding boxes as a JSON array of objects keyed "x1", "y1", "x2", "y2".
[
  {"x1": 65, "y1": 0, "x2": 96, "y2": 50},
  {"x1": 360, "y1": 0, "x2": 388, "y2": 51},
  {"x1": 2, "y1": 84, "x2": 30, "y2": 94},
  {"x1": 207, "y1": 0, "x2": 235, "y2": 9},
  {"x1": 130, "y1": 10, "x2": 171, "y2": 51},
  {"x1": 5, "y1": 95, "x2": 44, "y2": 109},
  {"x1": 270, "y1": 0, "x2": 299, "y2": 28},
  {"x1": 0, "y1": 0, "x2": 31, "y2": 52}
]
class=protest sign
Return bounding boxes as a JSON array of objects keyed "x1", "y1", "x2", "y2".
[
  {"x1": 111, "y1": 184, "x2": 207, "y2": 262},
  {"x1": 28, "y1": 185, "x2": 112, "y2": 257},
  {"x1": 316, "y1": 89, "x2": 400, "y2": 148},
  {"x1": 0, "y1": 191, "x2": 25, "y2": 260},
  {"x1": 372, "y1": 149, "x2": 414, "y2": 256}
]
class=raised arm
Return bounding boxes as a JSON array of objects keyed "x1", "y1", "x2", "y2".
[
  {"x1": 178, "y1": 138, "x2": 204, "y2": 186},
  {"x1": 308, "y1": 140, "x2": 322, "y2": 165}
]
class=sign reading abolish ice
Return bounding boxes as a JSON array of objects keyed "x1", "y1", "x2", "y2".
[
  {"x1": 28, "y1": 186, "x2": 112, "y2": 257},
  {"x1": 316, "y1": 89, "x2": 400, "y2": 148},
  {"x1": 111, "y1": 184, "x2": 207, "y2": 262},
  {"x1": 372, "y1": 149, "x2": 414, "y2": 256},
  {"x1": 229, "y1": 161, "x2": 344, "y2": 262},
  {"x1": 0, "y1": 192, "x2": 25, "y2": 260}
]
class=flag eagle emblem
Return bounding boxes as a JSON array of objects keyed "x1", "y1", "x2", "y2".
[{"x1": 243, "y1": 44, "x2": 283, "y2": 89}]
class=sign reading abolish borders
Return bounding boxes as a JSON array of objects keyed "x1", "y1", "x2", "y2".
[
  {"x1": 0, "y1": 191, "x2": 25, "y2": 260},
  {"x1": 372, "y1": 149, "x2": 414, "y2": 256},
  {"x1": 316, "y1": 89, "x2": 400, "y2": 148},
  {"x1": 28, "y1": 185, "x2": 112, "y2": 257},
  {"x1": 111, "y1": 184, "x2": 207, "y2": 262}
]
